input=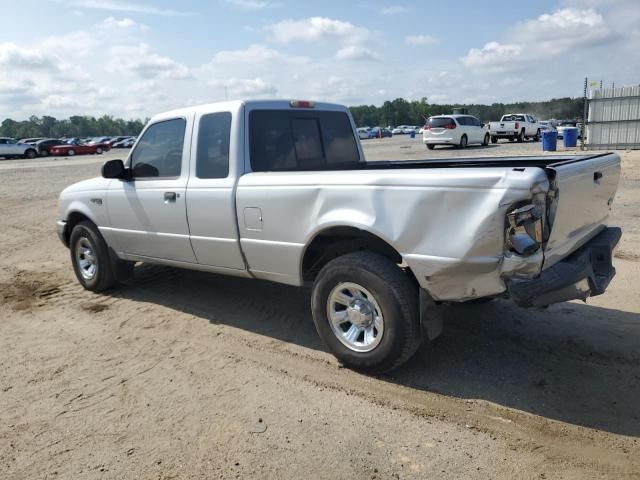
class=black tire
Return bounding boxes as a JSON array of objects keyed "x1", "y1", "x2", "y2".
[
  {"x1": 426, "y1": 144, "x2": 435, "y2": 150},
  {"x1": 491, "y1": 136, "x2": 498, "y2": 144},
  {"x1": 24, "y1": 149, "x2": 37, "y2": 159},
  {"x1": 517, "y1": 130, "x2": 525, "y2": 143},
  {"x1": 482, "y1": 133, "x2": 490, "y2": 146},
  {"x1": 311, "y1": 251, "x2": 421, "y2": 374},
  {"x1": 459, "y1": 134, "x2": 468, "y2": 148},
  {"x1": 68, "y1": 149, "x2": 76, "y2": 156},
  {"x1": 69, "y1": 220, "x2": 117, "y2": 292},
  {"x1": 509, "y1": 137, "x2": 515, "y2": 142},
  {"x1": 96, "y1": 147, "x2": 103, "y2": 154}
]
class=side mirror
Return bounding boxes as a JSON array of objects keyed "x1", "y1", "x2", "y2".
[{"x1": 102, "y1": 159, "x2": 128, "y2": 179}]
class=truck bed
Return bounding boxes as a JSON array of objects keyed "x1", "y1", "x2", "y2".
[{"x1": 361, "y1": 154, "x2": 609, "y2": 170}]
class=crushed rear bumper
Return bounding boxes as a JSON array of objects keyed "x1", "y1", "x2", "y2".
[{"x1": 507, "y1": 227, "x2": 621, "y2": 308}]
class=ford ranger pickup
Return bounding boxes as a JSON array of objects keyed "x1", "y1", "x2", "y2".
[{"x1": 56, "y1": 100, "x2": 621, "y2": 373}]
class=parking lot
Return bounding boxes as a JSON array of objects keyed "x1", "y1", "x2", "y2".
[{"x1": 1, "y1": 139, "x2": 639, "y2": 479}]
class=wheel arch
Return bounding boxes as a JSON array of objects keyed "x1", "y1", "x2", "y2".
[
  {"x1": 62, "y1": 204, "x2": 99, "y2": 245},
  {"x1": 300, "y1": 225, "x2": 410, "y2": 284}
]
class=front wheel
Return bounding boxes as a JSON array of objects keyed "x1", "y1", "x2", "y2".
[
  {"x1": 459, "y1": 135, "x2": 468, "y2": 148},
  {"x1": 24, "y1": 149, "x2": 37, "y2": 159},
  {"x1": 491, "y1": 136, "x2": 498, "y2": 144},
  {"x1": 311, "y1": 251, "x2": 421, "y2": 374},
  {"x1": 482, "y1": 134, "x2": 490, "y2": 146},
  {"x1": 95, "y1": 147, "x2": 103, "y2": 154},
  {"x1": 70, "y1": 221, "x2": 117, "y2": 292},
  {"x1": 426, "y1": 144, "x2": 435, "y2": 150},
  {"x1": 67, "y1": 149, "x2": 76, "y2": 156}
]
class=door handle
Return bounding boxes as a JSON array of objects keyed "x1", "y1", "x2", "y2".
[{"x1": 164, "y1": 191, "x2": 177, "y2": 203}]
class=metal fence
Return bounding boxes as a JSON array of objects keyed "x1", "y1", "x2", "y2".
[{"x1": 586, "y1": 85, "x2": 640, "y2": 150}]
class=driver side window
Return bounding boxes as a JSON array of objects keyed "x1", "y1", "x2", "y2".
[{"x1": 130, "y1": 118, "x2": 186, "y2": 178}]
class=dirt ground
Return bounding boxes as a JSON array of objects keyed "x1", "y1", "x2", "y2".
[{"x1": 1, "y1": 139, "x2": 639, "y2": 479}]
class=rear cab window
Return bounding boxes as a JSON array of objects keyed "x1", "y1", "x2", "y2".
[{"x1": 249, "y1": 110, "x2": 360, "y2": 171}]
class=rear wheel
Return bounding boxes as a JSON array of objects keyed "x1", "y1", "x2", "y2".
[
  {"x1": 482, "y1": 133, "x2": 490, "y2": 146},
  {"x1": 459, "y1": 134, "x2": 468, "y2": 148},
  {"x1": 517, "y1": 130, "x2": 525, "y2": 143},
  {"x1": 311, "y1": 251, "x2": 421, "y2": 374},
  {"x1": 67, "y1": 149, "x2": 76, "y2": 156},
  {"x1": 533, "y1": 129, "x2": 540, "y2": 142},
  {"x1": 426, "y1": 144, "x2": 435, "y2": 150}
]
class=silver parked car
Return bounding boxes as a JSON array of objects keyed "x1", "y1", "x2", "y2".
[{"x1": 0, "y1": 137, "x2": 39, "y2": 159}]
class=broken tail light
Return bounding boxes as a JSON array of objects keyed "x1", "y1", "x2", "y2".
[{"x1": 506, "y1": 202, "x2": 545, "y2": 256}]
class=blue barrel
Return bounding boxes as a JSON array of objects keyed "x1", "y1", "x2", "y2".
[
  {"x1": 542, "y1": 131, "x2": 557, "y2": 151},
  {"x1": 410, "y1": 130, "x2": 416, "y2": 139},
  {"x1": 563, "y1": 127, "x2": 578, "y2": 147}
]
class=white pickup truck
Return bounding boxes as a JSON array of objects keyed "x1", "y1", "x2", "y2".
[
  {"x1": 489, "y1": 114, "x2": 541, "y2": 143},
  {"x1": 56, "y1": 100, "x2": 621, "y2": 373}
]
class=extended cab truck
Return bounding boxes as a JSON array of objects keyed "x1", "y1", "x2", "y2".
[
  {"x1": 57, "y1": 100, "x2": 622, "y2": 373},
  {"x1": 489, "y1": 114, "x2": 541, "y2": 143}
]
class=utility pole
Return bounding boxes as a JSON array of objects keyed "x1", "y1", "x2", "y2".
[{"x1": 582, "y1": 77, "x2": 588, "y2": 150}]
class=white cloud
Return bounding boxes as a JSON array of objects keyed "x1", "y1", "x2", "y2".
[
  {"x1": 0, "y1": 43, "x2": 58, "y2": 71},
  {"x1": 210, "y1": 77, "x2": 277, "y2": 97},
  {"x1": 101, "y1": 16, "x2": 146, "y2": 29},
  {"x1": 211, "y1": 44, "x2": 308, "y2": 65},
  {"x1": 265, "y1": 17, "x2": 368, "y2": 44},
  {"x1": 335, "y1": 45, "x2": 381, "y2": 62},
  {"x1": 405, "y1": 35, "x2": 438, "y2": 46},
  {"x1": 462, "y1": 8, "x2": 611, "y2": 69},
  {"x1": 108, "y1": 44, "x2": 191, "y2": 79},
  {"x1": 461, "y1": 41, "x2": 523, "y2": 67},
  {"x1": 60, "y1": 0, "x2": 190, "y2": 17},
  {"x1": 380, "y1": 6, "x2": 407, "y2": 15},
  {"x1": 225, "y1": 0, "x2": 277, "y2": 9}
]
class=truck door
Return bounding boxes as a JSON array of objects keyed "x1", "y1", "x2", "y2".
[
  {"x1": 105, "y1": 117, "x2": 196, "y2": 263},
  {"x1": 185, "y1": 110, "x2": 246, "y2": 270}
]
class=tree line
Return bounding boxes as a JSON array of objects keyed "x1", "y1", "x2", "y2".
[
  {"x1": 0, "y1": 115, "x2": 147, "y2": 139},
  {"x1": 348, "y1": 97, "x2": 584, "y2": 127},
  {"x1": 0, "y1": 96, "x2": 584, "y2": 138}
]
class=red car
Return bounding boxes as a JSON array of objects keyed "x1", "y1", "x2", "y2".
[{"x1": 49, "y1": 142, "x2": 111, "y2": 157}]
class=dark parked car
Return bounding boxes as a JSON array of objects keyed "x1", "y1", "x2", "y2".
[
  {"x1": 368, "y1": 127, "x2": 393, "y2": 138},
  {"x1": 112, "y1": 137, "x2": 136, "y2": 148},
  {"x1": 34, "y1": 138, "x2": 65, "y2": 156}
]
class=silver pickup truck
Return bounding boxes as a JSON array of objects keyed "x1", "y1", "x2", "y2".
[{"x1": 57, "y1": 100, "x2": 621, "y2": 373}]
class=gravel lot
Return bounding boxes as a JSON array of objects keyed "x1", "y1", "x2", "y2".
[{"x1": 1, "y1": 139, "x2": 639, "y2": 479}]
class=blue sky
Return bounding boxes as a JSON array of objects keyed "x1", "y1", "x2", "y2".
[{"x1": 1, "y1": 0, "x2": 639, "y2": 119}]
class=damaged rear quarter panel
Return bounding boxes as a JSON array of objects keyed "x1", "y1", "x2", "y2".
[{"x1": 236, "y1": 166, "x2": 549, "y2": 300}]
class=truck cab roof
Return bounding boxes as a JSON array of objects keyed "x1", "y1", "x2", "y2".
[{"x1": 150, "y1": 100, "x2": 350, "y2": 124}]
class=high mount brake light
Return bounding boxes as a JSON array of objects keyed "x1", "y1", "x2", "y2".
[{"x1": 289, "y1": 100, "x2": 315, "y2": 108}]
